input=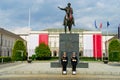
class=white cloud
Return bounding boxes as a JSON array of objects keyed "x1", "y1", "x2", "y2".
[
  {"x1": 76, "y1": 16, "x2": 95, "y2": 29},
  {"x1": 30, "y1": 0, "x2": 45, "y2": 13},
  {"x1": 96, "y1": 2, "x2": 105, "y2": 8},
  {"x1": 0, "y1": 0, "x2": 120, "y2": 34}
]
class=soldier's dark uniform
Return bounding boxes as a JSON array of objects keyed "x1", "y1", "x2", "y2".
[
  {"x1": 61, "y1": 55, "x2": 68, "y2": 74},
  {"x1": 71, "y1": 56, "x2": 78, "y2": 74}
]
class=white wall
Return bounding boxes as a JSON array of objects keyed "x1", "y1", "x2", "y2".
[
  {"x1": 102, "y1": 36, "x2": 114, "y2": 53},
  {"x1": 83, "y1": 35, "x2": 93, "y2": 57},
  {"x1": 27, "y1": 34, "x2": 39, "y2": 57}
]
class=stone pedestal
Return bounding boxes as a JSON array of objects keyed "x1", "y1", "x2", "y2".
[
  {"x1": 51, "y1": 33, "x2": 88, "y2": 68},
  {"x1": 59, "y1": 34, "x2": 79, "y2": 63},
  {"x1": 51, "y1": 62, "x2": 89, "y2": 68}
]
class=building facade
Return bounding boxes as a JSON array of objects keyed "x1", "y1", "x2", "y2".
[
  {"x1": 19, "y1": 28, "x2": 115, "y2": 58},
  {"x1": 0, "y1": 28, "x2": 26, "y2": 57}
]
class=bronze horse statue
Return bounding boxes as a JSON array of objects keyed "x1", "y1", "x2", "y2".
[{"x1": 58, "y1": 3, "x2": 75, "y2": 33}]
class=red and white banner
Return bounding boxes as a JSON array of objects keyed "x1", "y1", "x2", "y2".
[
  {"x1": 83, "y1": 35, "x2": 93, "y2": 57},
  {"x1": 83, "y1": 34, "x2": 102, "y2": 58},
  {"x1": 28, "y1": 34, "x2": 39, "y2": 56},
  {"x1": 28, "y1": 33, "x2": 48, "y2": 57},
  {"x1": 93, "y1": 34, "x2": 102, "y2": 58}
]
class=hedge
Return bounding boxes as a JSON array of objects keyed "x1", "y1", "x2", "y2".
[
  {"x1": 35, "y1": 43, "x2": 51, "y2": 60},
  {"x1": 0, "y1": 57, "x2": 12, "y2": 63},
  {"x1": 109, "y1": 39, "x2": 120, "y2": 61},
  {"x1": 80, "y1": 57, "x2": 98, "y2": 61},
  {"x1": 12, "y1": 40, "x2": 27, "y2": 61}
]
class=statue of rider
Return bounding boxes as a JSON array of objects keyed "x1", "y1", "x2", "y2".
[{"x1": 58, "y1": 3, "x2": 75, "y2": 33}]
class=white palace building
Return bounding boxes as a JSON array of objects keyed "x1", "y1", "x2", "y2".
[
  {"x1": 18, "y1": 28, "x2": 115, "y2": 58},
  {"x1": 0, "y1": 28, "x2": 26, "y2": 57}
]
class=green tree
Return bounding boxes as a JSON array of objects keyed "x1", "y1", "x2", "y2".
[
  {"x1": 12, "y1": 40, "x2": 27, "y2": 61},
  {"x1": 109, "y1": 39, "x2": 120, "y2": 61},
  {"x1": 35, "y1": 43, "x2": 51, "y2": 60}
]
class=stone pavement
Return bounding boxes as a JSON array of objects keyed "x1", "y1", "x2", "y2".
[
  {"x1": 0, "y1": 61, "x2": 120, "y2": 79},
  {"x1": 0, "y1": 74, "x2": 120, "y2": 80}
]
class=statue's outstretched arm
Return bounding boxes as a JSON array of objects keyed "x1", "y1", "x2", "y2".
[{"x1": 58, "y1": 6, "x2": 66, "y2": 10}]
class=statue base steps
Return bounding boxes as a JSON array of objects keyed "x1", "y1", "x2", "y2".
[{"x1": 51, "y1": 62, "x2": 89, "y2": 68}]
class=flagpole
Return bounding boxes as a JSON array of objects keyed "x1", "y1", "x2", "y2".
[
  {"x1": 29, "y1": 8, "x2": 31, "y2": 29},
  {"x1": 94, "y1": 20, "x2": 97, "y2": 60},
  {"x1": 106, "y1": 26, "x2": 108, "y2": 60},
  {"x1": 106, "y1": 21, "x2": 110, "y2": 60},
  {"x1": 28, "y1": 8, "x2": 31, "y2": 60}
]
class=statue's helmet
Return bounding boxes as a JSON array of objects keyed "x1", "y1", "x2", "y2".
[{"x1": 68, "y1": 3, "x2": 71, "y2": 6}]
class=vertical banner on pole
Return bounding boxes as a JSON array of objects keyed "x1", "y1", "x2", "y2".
[
  {"x1": 93, "y1": 34, "x2": 102, "y2": 58},
  {"x1": 28, "y1": 34, "x2": 39, "y2": 57},
  {"x1": 93, "y1": 34, "x2": 97, "y2": 59},
  {"x1": 83, "y1": 35, "x2": 93, "y2": 57},
  {"x1": 39, "y1": 34, "x2": 48, "y2": 45}
]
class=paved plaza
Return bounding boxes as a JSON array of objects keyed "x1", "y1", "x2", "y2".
[{"x1": 0, "y1": 61, "x2": 120, "y2": 80}]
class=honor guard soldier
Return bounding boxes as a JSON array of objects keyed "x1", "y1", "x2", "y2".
[
  {"x1": 61, "y1": 52, "x2": 68, "y2": 75},
  {"x1": 71, "y1": 52, "x2": 78, "y2": 75}
]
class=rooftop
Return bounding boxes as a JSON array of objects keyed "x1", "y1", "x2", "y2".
[{"x1": 0, "y1": 28, "x2": 25, "y2": 40}]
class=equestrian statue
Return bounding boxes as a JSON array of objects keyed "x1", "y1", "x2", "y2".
[{"x1": 58, "y1": 3, "x2": 75, "y2": 33}]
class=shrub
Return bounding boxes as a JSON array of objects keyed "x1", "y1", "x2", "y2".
[
  {"x1": 109, "y1": 39, "x2": 120, "y2": 61},
  {"x1": 109, "y1": 51, "x2": 120, "y2": 61},
  {"x1": 12, "y1": 40, "x2": 27, "y2": 61},
  {"x1": 80, "y1": 57, "x2": 96, "y2": 61},
  {"x1": 35, "y1": 43, "x2": 51, "y2": 60},
  {"x1": 0, "y1": 57, "x2": 12, "y2": 63},
  {"x1": 31, "y1": 54, "x2": 36, "y2": 60},
  {"x1": 50, "y1": 57, "x2": 59, "y2": 60}
]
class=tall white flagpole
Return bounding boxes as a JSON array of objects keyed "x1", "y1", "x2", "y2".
[
  {"x1": 106, "y1": 21, "x2": 110, "y2": 60},
  {"x1": 28, "y1": 8, "x2": 31, "y2": 60},
  {"x1": 106, "y1": 26, "x2": 108, "y2": 59},
  {"x1": 28, "y1": 8, "x2": 31, "y2": 29}
]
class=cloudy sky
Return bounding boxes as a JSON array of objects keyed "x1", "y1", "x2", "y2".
[{"x1": 0, "y1": 0, "x2": 120, "y2": 34}]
